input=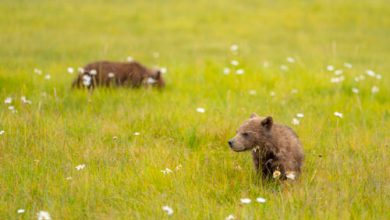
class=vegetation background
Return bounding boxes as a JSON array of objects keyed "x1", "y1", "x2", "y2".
[{"x1": 0, "y1": 0, "x2": 389, "y2": 219}]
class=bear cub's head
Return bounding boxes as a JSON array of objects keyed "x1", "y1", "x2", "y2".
[
  {"x1": 146, "y1": 68, "x2": 165, "y2": 88},
  {"x1": 228, "y1": 113, "x2": 273, "y2": 152}
]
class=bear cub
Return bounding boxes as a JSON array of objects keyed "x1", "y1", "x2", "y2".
[
  {"x1": 228, "y1": 113, "x2": 304, "y2": 180},
  {"x1": 72, "y1": 60, "x2": 165, "y2": 89}
]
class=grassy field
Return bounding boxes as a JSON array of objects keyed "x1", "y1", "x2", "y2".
[{"x1": 1, "y1": 0, "x2": 389, "y2": 219}]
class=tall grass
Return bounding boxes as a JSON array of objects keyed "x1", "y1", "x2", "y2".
[{"x1": 0, "y1": 0, "x2": 389, "y2": 219}]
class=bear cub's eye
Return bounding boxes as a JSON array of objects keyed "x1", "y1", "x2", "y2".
[{"x1": 241, "y1": 132, "x2": 249, "y2": 137}]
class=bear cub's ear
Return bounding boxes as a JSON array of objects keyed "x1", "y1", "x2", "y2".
[
  {"x1": 261, "y1": 116, "x2": 273, "y2": 129},
  {"x1": 250, "y1": 113, "x2": 259, "y2": 119}
]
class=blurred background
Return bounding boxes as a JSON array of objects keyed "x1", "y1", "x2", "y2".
[{"x1": 0, "y1": 1, "x2": 389, "y2": 219}]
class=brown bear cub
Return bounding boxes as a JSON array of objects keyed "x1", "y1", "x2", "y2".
[
  {"x1": 228, "y1": 113, "x2": 304, "y2": 180},
  {"x1": 72, "y1": 60, "x2": 165, "y2": 89}
]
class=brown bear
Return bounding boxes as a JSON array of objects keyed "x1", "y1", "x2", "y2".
[
  {"x1": 72, "y1": 60, "x2": 165, "y2": 89},
  {"x1": 228, "y1": 113, "x2": 304, "y2": 180}
]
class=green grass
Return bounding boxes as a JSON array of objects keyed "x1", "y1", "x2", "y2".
[{"x1": 0, "y1": 0, "x2": 389, "y2": 219}]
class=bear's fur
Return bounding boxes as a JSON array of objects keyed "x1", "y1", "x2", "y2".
[
  {"x1": 228, "y1": 113, "x2": 304, "y2": 180},
  {"x1": 72, "y1": 60, "x2": 165, "y2": 89}
]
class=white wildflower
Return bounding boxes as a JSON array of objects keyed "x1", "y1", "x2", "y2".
[
  {"x1": 240, "y1": 198, "x2": 251, "y2": 204},
  {"x1": 371, "y1": 86, "x2": 379, "y2": 94},
  {"x1": 82, "y1": 75, "x2": 91, "y2": 86},
  {"x1": 4, "y1": 97, "x2": 12, "y2": 104},
  {"x1": 334, "y1": 70, "x2": 343, "y2": 75},
  {"x1": 133, "y1": 132, "x2": 140, "y2": 136},
  {"x1": 286, "y1": 57, "x2": 295, "y2": 63},
  {"x1": 196, "y1": 107, "x2": 205, "y2": 113},
  {"x1": 89, "y1": 69, "x2": 97, "y2": 75},
  {"x1": 343, "y1": 63, "x2": 352, "y2": 69},
  {"x1": 67, "y1": 67, "x2": 74, "y2": 74},
  {"x1": 223, "y1": 67, "x2": 230, "y2": 75},
  {"x1": 376, "y1": 74, "x2": 382, "y2": 80},
  {"x1": 235, "y1": 69, "x2": 244, "y2": 75},
  {"x1": 108, "y1": 72, "x2": 115, "y2": 78},
  {"x1": 34, "y1": 68, "x2": 42, "y2": 75},
  {"x1": 44, "y1": 74, "x2": 51, "y2": 80},
  {"x1": 326, "y1": 65, "x2": 334, "y2": 71},
  {"x1": 75, "y1": 164, "x2": 86, "y2": 171},
  {"x1": 37, "y1": 211, "x2": 51, "y2": 220},
  {"x1": 126, "y1": 56, "x2": 134, "y2": 62},
  {"x1": 352, "y1": 88, "x2": 359, "y2": 94},
  {"x1": 330, "y1": 76, "x2": 344, "y2": 83},
  {"x1": 147, "y1": 77, "x2": 157, "y2": 84},
  {"x1": 17, "y1": 209, "x2": 25, "y2": 214},
  {"x1": 366, "y1": 70, "x2": 375, "y2": 77},
  {"x1": 256, "y1": 197, "x2": 266, "y2": 203},
  {"x1": 160, "y1": 67, "x2": 168, "y2": 74},
  {"x1": 280, "y1": 65, "x2": 289, "y2": 71},
  {"x1": 334, "y1": 112, "x2": 343, "y2": 118},
  {"x1": 226, "y1": 214, "x2": 235, "y2": 220},
  {"x1": 248, "y1": 90, "x2": 256, "y2": 95},
  {"x1": 273, "y1": 170, "x2": 281, "y2": 179},
  {"x1": 0, "y1": 130, "x2": 4, "y2": 135},
  {"x1": 231, "y1": 60, "x2": 239, "y2": 66},
  {"x1": 292, "y1": 118, "x2": 300, "y2": 125},
  {"x1": 160, "y1": 168, "x2": 173, "y2": 175},
  {"x1": 77, "y1": 67, "x2": 84, "y2": 74},
  {"x1": 162, "y1": 206, "x2": 173, "y2": 215},
  {"x1": 8, "y1": 105, "x2": 15, "y2": 111},
  {"x1": 21, "y1": 96, "x2": 32, "y2": 104},
  {"x1": 66, "y1": 176, "x2": 72, "y2": 180},
  {"x1": 286, "y1": 171, "x2": 296, "y2": 180},
  {"x1": 296, "y1": 113, "x2": 304, "y2": 118},
  {"x1": 175, "y1": 164, "x2": 182, "y2": 171},
  {"x1": 230, "y1": 44, "x2": 239, "y2": 52},
  {"x1": 354, "y1": 75, "x2": 365, "y2": 82}
]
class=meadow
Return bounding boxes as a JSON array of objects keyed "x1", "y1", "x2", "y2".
[{"x1": 0, "y1": 0, "x2": 389, "y2": 219}]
